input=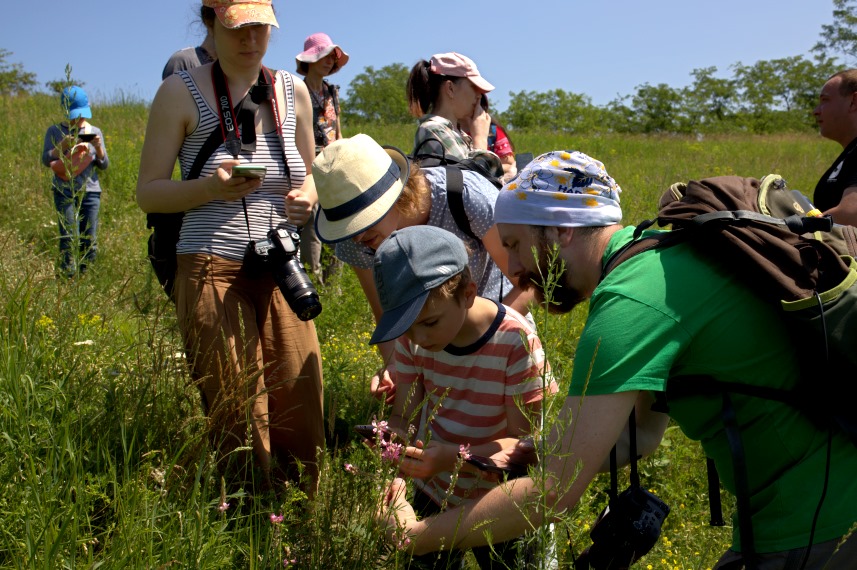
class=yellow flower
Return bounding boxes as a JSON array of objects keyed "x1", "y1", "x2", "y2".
[{"x1": 37, "y1": 315, "x2": 55, "y2": 330}]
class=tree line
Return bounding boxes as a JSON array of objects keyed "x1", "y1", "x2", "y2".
[
  {"x1": 342, "y1": 1, "x2": 857, "y2": 135},
  {"x1": 3, "y1": 0, "x2": 856, "y2": 135}
]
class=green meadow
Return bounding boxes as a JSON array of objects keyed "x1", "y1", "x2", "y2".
[{"x1": 0, "y1": 92, "x2": 839, "y2": 569}]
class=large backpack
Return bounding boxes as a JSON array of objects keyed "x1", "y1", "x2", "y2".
[
  {"x1": 601, "y1": 174, "x2": 857, "y2": 564},
  {"x1": 410, "y1": 138, "x2": 503, "y2": 240}
]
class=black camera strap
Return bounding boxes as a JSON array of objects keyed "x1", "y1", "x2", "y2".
[
  {"x1": 608, "y1": 409, "x2": 640, "y2": 499},
  {"x1": 210, "y1": 61, "x2": 295, "y2": 240}
]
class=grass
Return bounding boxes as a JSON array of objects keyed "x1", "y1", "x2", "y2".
[{"x1": 0, "y1": 91, "x2": 839, "y2": 568}]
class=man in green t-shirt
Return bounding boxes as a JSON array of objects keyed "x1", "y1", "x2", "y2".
[{"x1": 381, "y1": 151, "x2": 857, "y2": 568}]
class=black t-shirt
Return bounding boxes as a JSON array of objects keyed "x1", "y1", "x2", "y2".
[{"x1": 814, "y1": 137, "x2": 857, "y2": 212}]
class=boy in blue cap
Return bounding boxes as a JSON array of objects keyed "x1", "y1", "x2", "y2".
[
  {"x1": 370, "y1": 224, "x2": 557, "y2": 568},
  {"x1": 41, "y1": 86, "x2": 109, "y2": 277}
]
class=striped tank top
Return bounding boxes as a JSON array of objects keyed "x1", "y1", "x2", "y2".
[{"x1": 175, "y1": 69, "x2": 307, "y2": 261}]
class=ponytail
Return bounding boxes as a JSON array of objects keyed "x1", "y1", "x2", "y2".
[{"x1": 407, "y1": 59, "x2": 459, "y2": 117}]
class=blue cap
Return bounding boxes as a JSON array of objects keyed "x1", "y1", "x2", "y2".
[
  {"x1": 369, "y1": 226, "x2": 467, "y2": 345},
  {"x1": 61, "y1": 86, "x2": 92, "y2": 119}
]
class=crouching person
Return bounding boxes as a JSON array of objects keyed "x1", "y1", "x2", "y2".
[{"x1": 370, "y1": 225, "x2": 557, "y2": 568}]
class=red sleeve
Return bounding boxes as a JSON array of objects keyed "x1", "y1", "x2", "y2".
[{"x1": 493, "y1": 124, "x2": 513, "y2": 158}]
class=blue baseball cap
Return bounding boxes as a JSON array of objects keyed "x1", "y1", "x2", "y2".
[
  {"x1": 61, "y1": 86, "x2": 92, "y2": 119},
  {"x1": 369, "y1": 226, "x2": 467, "y2": 345}
]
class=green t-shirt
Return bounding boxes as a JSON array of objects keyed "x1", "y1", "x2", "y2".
[{"x1": 569, "y1": 226, "x2": 857, "y2": 553}]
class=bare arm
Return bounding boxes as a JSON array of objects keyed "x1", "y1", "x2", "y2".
[
  {"x1": 136, "y1": 74, "x2": 261, "y2": 213},
  {"x1": 597, "y1": 391, "x2": 670, "y2": 472},
  {"x1": 286, "y1": 78, "x2": 318, "y2": 226},
  {"x1": 355, "y1": 265, "x2": 397, "y2": 402},
  {"x1": 481, "y1": 225, "x2": 535, "y2": 315},
  {"x1": 385, "y1": 391, "x2": 642, "y2": 554},
  {"x1": 823, "y1": 186, "x2": 857, "y2": 227}
]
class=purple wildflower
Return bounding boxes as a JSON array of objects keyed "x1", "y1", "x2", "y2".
[
  {"x1": 380, "y1": 440, "x2": 403, "y2": 462},
  {"x1": 459, "y1": 444, "x2": 472, "y2": 460}
]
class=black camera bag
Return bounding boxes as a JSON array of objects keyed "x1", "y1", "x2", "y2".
[{"x1": 575, "y1": 410, "x2": 670, "y2": 570}]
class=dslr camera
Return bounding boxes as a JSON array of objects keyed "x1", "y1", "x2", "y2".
[
  {"x1": 575, "y1": 486, "x2": 670, "y2": 570},
  {"x1": 244, "y1": 226, "x2": 322, "y2": 321}
]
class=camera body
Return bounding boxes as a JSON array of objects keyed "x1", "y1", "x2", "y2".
[
  {"x1": 244, "y1": 226, "x2": 322, "y2": 321},
  {"x1": 575, "y1": 486, "x2": 670, "y2": 570}
]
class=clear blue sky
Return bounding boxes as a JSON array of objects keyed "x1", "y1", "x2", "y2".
[{"x1": 2, "y1": 0, "x2": 836, "y2": 112}]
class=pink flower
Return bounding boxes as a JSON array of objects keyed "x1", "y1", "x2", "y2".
[
  {"x1": 218, "y1": 502, "x2": 230, "y2": 512},
  {"x1": 398, "y1": 536, "x2": 412, "y2": 550},
  {"x1": 270, "y1": 513, "x2": 284, "y2": 524},
  {"x1": 283, "y1": 558, "x2": 297, "y2": 567},
  {"x1": 372, "y1": 418, "x2": 389, "y2": 435},
  {"x1": 459, "y1": 444, "x2": 472, "y2": 460},
  {"x1": 380, "y1": 441, "x2": 403, "y2": 462},
  {"x1": 344, "y1": 463, "x2": 357, "y2": 474}
]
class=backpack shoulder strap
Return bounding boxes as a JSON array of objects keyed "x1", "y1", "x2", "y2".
[
  {"x1": 325, "y1": 80, "x2": 340, "y2": 116},
  {"x1": 444, "y1": 165, "x2": 478, "y2": 241}
]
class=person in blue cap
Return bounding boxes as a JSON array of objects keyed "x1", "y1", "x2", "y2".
[
  {"x1": 370, "y1": 224, "x2": 557, "y2": 569},
  {"x1": 41, "y1": 85, "x2": 109, "y2": 277}
]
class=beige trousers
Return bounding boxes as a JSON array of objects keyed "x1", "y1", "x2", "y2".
[{"x1": 175, "y1": 253, "x2": 324, "y2": 488}]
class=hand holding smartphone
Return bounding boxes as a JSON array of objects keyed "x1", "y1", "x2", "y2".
[
  {"x1": 232, "y1": 164, "x2": 267, "y2": 180},
  {"x1": 354, "y1": 424, "x2": 394, "y2": 444},
  {"x1": 465, "y1": 454, "x2": 529, "y2": 479}
]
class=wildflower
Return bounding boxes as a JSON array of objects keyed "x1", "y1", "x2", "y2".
[
  {"x1": 218, "y1": 502, "x2": 230, "y2": 512},
  {"x1": 380, "y1": 441, "x2": 403, "y2": 462},
  {"x1": 36, "y1": 315, "x2": 55, "y2": 330},
  {"x1": 458, "y1": 444, "x2": 472, "y2": 460},
  {"x1": 270, "y1": 513, "x2": 284, "y2": 524},
  {"x1": 283, "y1": 558, "x2": 297, "y2": 567},
  {"x1": 344, "y1": 463, "x2": 357, "y2": 474},
  {"x1": 397, "y1": 536, "x2": 411, "y2": 550},
  {"x1": 372, "y1": 418, "x2": 389, "y2": 434},
  {"x1": 73, "y1": 339, "x2": 95, "y2": 346}
]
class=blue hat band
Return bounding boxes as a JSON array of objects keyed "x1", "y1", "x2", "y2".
[{"x1": 323, "y1": 161, "x2": 400, "y2": 222}]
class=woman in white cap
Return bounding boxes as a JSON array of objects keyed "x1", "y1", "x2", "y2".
[
  {"x1": 313, "y1": 134, "x2": 532, "y2": 403},
  {"x1": 295, "y1": 32, "x2": 349, "y2": 284},
  {"x1": 407, "y1": 52, "x2": 501, "y2": 176},
  {"x1": 137, "y1": 0, "x2": 324, "y2": 492}
]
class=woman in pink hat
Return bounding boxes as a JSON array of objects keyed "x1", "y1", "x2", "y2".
[
  {"x1": 295, "y1": 32, "x2": 349, "y2": 284},
  {"x1": 137, "y1": 0, "x2": 324, "y2": 493},
  {"x1": 407, "y1": 52, "x2": 502, "y2": 178}
]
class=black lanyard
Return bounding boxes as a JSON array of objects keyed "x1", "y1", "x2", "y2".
[{"x1": 210, "y1": 60, "x2": 291, "y2": 187}]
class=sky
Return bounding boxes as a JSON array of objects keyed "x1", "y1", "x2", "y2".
[{"x1": 2, "y1": 0, "x2": 837, "y2": 112}]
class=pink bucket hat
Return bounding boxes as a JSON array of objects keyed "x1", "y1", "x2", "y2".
[
  {"x1": 203, "y1": 0, "x2": 279, "y2": 29},
  {"x1": 295, "y1": 33, "x2": 350, "y2": 73},
  {"x1": 429, "y1": 52, "x2": 494, "y2": 93}
]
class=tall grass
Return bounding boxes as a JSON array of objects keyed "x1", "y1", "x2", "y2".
[{"x1": 0, "y1": 92, "x2": 837, "y2": 568}]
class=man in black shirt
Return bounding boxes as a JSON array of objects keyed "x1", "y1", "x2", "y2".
[{"x1": 813, "y1": 69, "x2": 857, "y2": 226}]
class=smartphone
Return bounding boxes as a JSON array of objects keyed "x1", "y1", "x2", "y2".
[
  {"x1": 466, "y1": 454, "x2": 529, "y2": 479},
  {"x1": 78, "y1": 133, "x2": 97, "y2": 142},
  {"x1": 232, "y1": 164, "x2": 267, "y2": 179},
  {"x1": 354, "y1": 424, "x2": 393, "y2": 444}
]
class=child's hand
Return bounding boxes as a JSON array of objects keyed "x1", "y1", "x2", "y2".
[
  {"x1": 370, "y1": 363, "x2": 396, "y2": 404},
  {"x1": 398, "y1": 441, "x2": 457, "y2": 479},
  {"x1": 377, "y1": 477, "x2": 417, "y2": 552}
]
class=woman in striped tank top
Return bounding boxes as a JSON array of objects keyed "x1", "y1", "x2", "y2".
[{"x1": 136, "y1": 0, "x2": 324, "y2": 492}]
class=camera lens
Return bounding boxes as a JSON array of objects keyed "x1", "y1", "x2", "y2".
[{"x1": 271, "y1": 258, "x2": 322, "y2": 320}]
